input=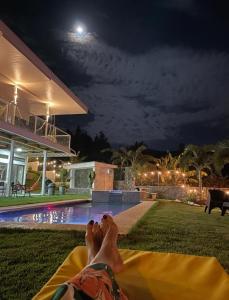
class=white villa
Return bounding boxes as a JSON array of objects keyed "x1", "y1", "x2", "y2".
[{"x1": 0, "y1": 21, "x2": 88, "y2": 196}]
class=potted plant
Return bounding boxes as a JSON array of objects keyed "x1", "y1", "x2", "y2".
[
  {"x1": 59, "y1": 168, "x2": 69, "y2": 195},
  {"x1": 88, "y1": 170, "x2": 96, "y2": 194}
]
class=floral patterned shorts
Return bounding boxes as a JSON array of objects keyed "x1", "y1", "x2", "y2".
[{"x1": 51, "y1": 263, "x2": 128, "y2": 300}]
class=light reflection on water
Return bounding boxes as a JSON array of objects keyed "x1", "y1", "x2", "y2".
[{"x1": 0, "y1": 202, "x2": 136, "y2": 224}]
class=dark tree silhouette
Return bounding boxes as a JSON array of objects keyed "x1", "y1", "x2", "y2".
[{"x1": 70, "y1": 127, "x2": 111, "y2": 162}]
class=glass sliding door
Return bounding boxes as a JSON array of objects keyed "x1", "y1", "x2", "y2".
[
  {"x1": 12, "y1": 165, "x2": 24, "y2": 185},
  {"x1": 0, "y1": 163, "x2": 7, "y2": 181}
]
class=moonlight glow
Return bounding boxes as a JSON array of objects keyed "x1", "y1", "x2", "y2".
[{"x1": 76, "y1": 26, "x2": 84, "y2": 34}]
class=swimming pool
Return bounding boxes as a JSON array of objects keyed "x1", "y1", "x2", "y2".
[{"x1": 0, "y1": 201, "x2": 137, "y2": 225}]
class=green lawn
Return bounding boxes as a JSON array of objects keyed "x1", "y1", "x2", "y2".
[
  {"x1": 0, "y1": 201, "x2": 228, "y2": 300},
  {"x1": 0, "y1": 194, "x2": 90, "y2": 207}
]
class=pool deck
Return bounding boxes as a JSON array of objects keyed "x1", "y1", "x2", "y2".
[
  {"x1": 0, "y1": 200, "x2": 156, "y2": 235},
  {"x1": 114, "y1": 201, "x2": 155, "y2": 234}
]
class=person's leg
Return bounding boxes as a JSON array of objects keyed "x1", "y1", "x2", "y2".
[
  {"x1": 90, "y1": 215, "x2": 124, "y2": 273},
  {"x1": 85, "y1": 220, "x2": 103, "y2": 264},
  {"x1": 51, "y1": 217, "x2": 126, "y2": 300}
]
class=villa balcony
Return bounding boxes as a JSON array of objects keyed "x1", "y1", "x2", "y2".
[{"x1": 0, "y1": 101, "x2": 72, "y2": 152}]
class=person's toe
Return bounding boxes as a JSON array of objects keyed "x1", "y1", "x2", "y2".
[
  {"x1": 100, "y1": 215, "x2": 114, "y2": 236},
  {"x1": 92, "y1": 222, "x2": 99, "y2": 233},
  {"x1": 93, "y1": 222, "x2": 103, "y2": 244},
  {"x1": 102, "y1": 214, "x2": 113, "y2": 222},
  {"x1": 86, "y1": 220, "x2": 94, "y2": 241}
]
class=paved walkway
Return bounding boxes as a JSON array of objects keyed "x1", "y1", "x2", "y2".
[{"x1": 114, "y1": 201, "x2": 156, "y2": 234}]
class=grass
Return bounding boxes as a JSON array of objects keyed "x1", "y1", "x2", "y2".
[
  {"x1": 120, "y1": 201, "x2": 229, "y2": 268},
  {"x1": 0, "y1": 194, "x2": 90, "y2": 207},
  {"x1": 0, "y1": 201, "x2": 228, "y2": 299}
]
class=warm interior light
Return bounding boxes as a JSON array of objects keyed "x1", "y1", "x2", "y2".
[{"x1": 16, "y1": 147, "x2": 22, "y2": 152}]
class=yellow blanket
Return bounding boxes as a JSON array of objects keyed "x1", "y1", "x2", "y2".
[{"x1": 33, "y1": 246, "x2": 229, "y2": 300}]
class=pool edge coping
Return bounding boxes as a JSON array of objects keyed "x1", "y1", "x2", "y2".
[{"x1": 0, "y1": 199, "x2": 91, "y2": 212}]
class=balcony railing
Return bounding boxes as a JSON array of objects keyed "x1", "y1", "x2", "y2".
[{"x1": 0, "y1": 101, "x2": 71, "y2": 149}]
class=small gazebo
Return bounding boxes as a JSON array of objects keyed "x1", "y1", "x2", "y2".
[{"x1": 67, "y1": 161, "x2": 117, "y2": 194}]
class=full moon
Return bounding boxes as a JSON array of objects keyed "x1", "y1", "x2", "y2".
[{"x1": 76, "y1": 26, "x2": 84, "y2": 34}]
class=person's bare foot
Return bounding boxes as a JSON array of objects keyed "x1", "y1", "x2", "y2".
[
  {"x1": 99, "y1": 215, "x2": 124, "y2": 273},
  {"x1": 85, "y1": 220, "x2": 103, "y2": 263}
]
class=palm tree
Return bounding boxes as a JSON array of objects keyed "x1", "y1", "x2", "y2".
[
  {"x1": 153, "y1": 152, "x2": 181, "y2": 185},
  {"x1": 107, "y1": 145, "x2": 155, "y2": 188},
  {"x1": 179, "y1": 144, "x2": 214, "y2": 200},
  {"x1": 153, "y1": 152, "x2": 179, "y2": 170},
  {"x1": 126, "y1": 145, "x2": 156, "y2": 187},
  {"x1": 126, "y1": 145, "x2": 152, "y2": 169},
  {"x1": 110, "y1": 147, "x2": 129, "y2": 169},
  {"x1": 213, "y1": 140, "x2": 229, "y2": 175}
]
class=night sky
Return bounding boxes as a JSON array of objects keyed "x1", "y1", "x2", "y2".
[{"x1": 1, "y1": 0, "x2": 229, "y2": 150}]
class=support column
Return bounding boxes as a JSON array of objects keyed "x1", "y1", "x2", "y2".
[
  {"x1": 70, "y1": 169, "x2": 75, "y2": 189},
  {"x1": 41, "y1": 150, "x2": 47, "y2": 195},
  {"x1": 45, "y1": 104, "x2": 50, "y2": 137},
  {"x1": 6, "y1": 140, "x2": 15, "y2": 197},
  {"x1": 23, "y1": 155, "x2": 29, "y2": 185}
]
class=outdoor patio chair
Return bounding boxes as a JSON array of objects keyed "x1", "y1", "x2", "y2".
[
  {"x1": 204, "y1": 189, "x2": 226, "y2": 214},
  {"x1": 33, "y1": 246, "x2": 229, "y2": 300},
  {"x1": 11, "y1": 183, "x2": 31, "y2": 197},
  {"x1": 11, "y1": 183, "x2": 20, "y2": 197},
  {"x1": 20, "y1": 184, "x2": 31, "y2": 197},
  {"x1": 221, "y1": 201, "x2": 229, "y2": 216}
]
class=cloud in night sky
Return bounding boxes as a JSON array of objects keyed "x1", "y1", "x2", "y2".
[
  {"x1": 3, "y1": 0, "x2": 228, "y2": 149},
  {"x1": 57, "y1": 32, "x2": 229, "y2": 149}
]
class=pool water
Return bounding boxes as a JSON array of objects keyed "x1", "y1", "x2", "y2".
[{"x1": 0, "y1": 201, "x2": 137, "y2": 225}]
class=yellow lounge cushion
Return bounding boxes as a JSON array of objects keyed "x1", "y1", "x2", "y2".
[{"x1": 33, "y1": 246, "x2": 229, "y2": 300}]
